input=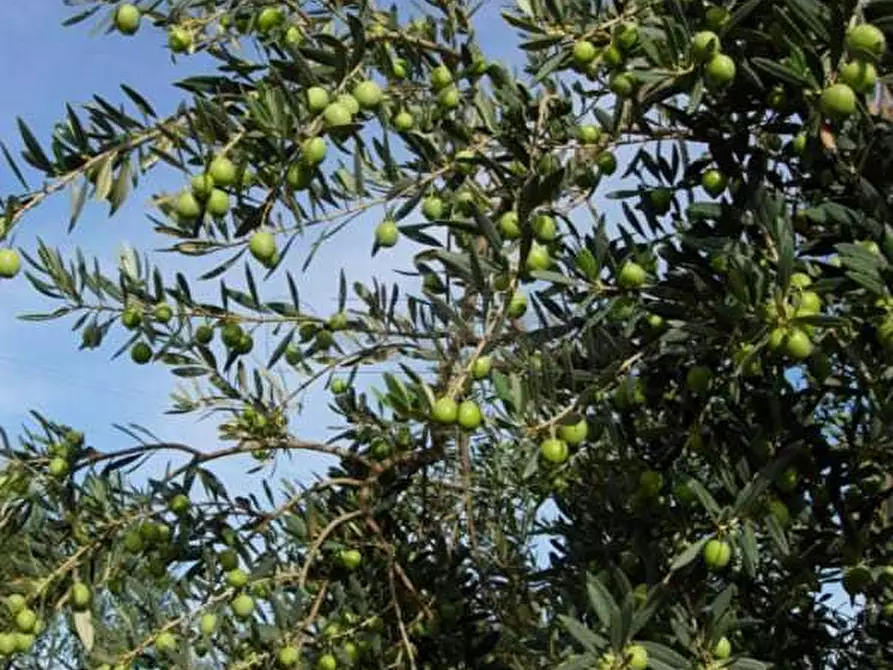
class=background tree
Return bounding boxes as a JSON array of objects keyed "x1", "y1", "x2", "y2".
[{"x1": 1, "y1": 0, "x2": 893, "y2": 669}]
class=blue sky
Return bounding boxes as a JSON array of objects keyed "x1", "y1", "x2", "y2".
[{"x1": 0, "y1": 2, "x2": 519, "y2": 491}]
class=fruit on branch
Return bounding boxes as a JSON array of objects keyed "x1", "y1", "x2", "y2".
[
  {"x1": 0, "y1": 249, "x2": 21, "y2": 279},
  {"x1": 221, "y1": 323, "x2": 243, "y2": 348},
  {"x1": 603, "y1": 44, "x2": 624, "y2": 69},
  {"x1": 5, "y1": 595, "x2": 25, "y2": 615},
  {"x1": 578, "y1": 124, "x2": 601, "y2": 144},
  {"x1": 13, "y1": 633, "x2": 33, "y2": 653},
  {"x1": 168, "y1": 26, "x2": 193, "y2": 53},
  {"x1": 454, "y1": 148, "x2": 477, "y2": 175},
  {"x1": 14, "y1": 609, "x2": 36, "y2": 634},
  {"x1": 609, "y1": 73, "x2": 635, "y2": 98},
  {"x1": 114, "y1": 4, "x2": 141, "y2": 35},
  {"x1": 775, "y1": 467, "x2": 799, "y2": 493},
  {"x1": 130, "y1": 342, "x2": 152, "y2": 365},
  {"x1": 432, "y1": 397, "x2": 459, "y2": 424},
  {"x1": 209, "y1": 156, "x2": 237, "y2": 187},
  {"x1": 226, "y1": 568, "x2": 249, "y2": 588},
  {"x1": 842, "y1": 564, "x2": 872, "y2": 595},
  {"x1": 702, "y1": 169, "x2": 728, "y2": 197},
  {"x1": 846, "y1": 23, "x2": 886, "y2": 61},
  {"x1": 819, "y1": 84, "x2": 856, "y2": 120},
  {"x1": 840, "y1": 60, "x2": 877, "y2": 95},
  {"x1": 457, "y1": 400, "x2": 483, "y2": 431},
  {"x1": 533, "y1": 214, "x2": 557, "y2": 242},
  {"x1": 646, "y1": 187, "x2": 672, "y2": 214},
  {"x1": 713, "y1": 636, "x2": 732, "y2": 659},
  {"x1": 169, "y1": 493, "x2": 191, "y2": 516},
  {"x1": 174, "y1": 191, "x2": 202, "y2": 220},
  {"x1": 625, "y1": 644, "x2": 648, "y2": 670},
  {"x1": 392, "y1": 58, "x2": 408, "y2": 79},
  {"x1": 256, "y1": 7, "x2": 285, "y2": 33},
  {"x1": 597, "y1": 151, "x2": 617, "y2": 175},
  {"x1": 287, "y1": 162, "x2": 314, "y2": 191},
  {"x1": 794, "y1": 290, "x2": 822, "y2": 316},
  {"x1": 337, "y1": 93, "x2": 360, "y2": 116},
  {"x1": 784, "y1": 328, "x2": 813, "y2": 360},
  {"x1": 191, "y1": 174, "x2": 215, "y2": 199},
  {"x1": 705, "y1": 5, "x2": 731, "y2": 31},
  {"x1": 218, "y1": 549, "x2": 239, "y2": 571},
  {"x1": 230, "y1": 594, "x2": 256, "y2": 620},
  {"x1": 393, "y1": 110, "x2": 414, "y2": 131},
  {"x1": 302, "y1": 137, "x2": 328, "y2": 166},
  {"x1": 352, "y1": 81, "x2": 383, "y2": 109},
  {"x1": 472, "y1": 356, "x2": 492, "y2": 379},
  {"x1": 618, "y1": 261, "x2": 646, "y2": 289},
  {"x1": 691, "y1": 31, "x2": 720, "y2": 62},
  {"x1": 314, "y1": 329, "x2": 332, "y2": 351},
  {"x1": 307, "y1": 86, "x2": 330, "y2": 113},
  {"x1": 199, "y1": 613, "x2": 217, "y2": 635},
  {"x1": 614, "y1": 22, "x2": 639, "y2": 51},
  {"x1": 154, "y1": 302, "x2": 173, "y2": 323},
  {"x1": 284, "y1": 25, "x2": 303, "y2": 46},
  {"x1": 422, "y1": 196, "x2": 445, "y2": 220},
  {"x1": 375, "y1": 219, "x2": 399, "y2": 247},
  {"x1": 704, "y1": 53, "x2": 736, "y2": 88},
  {"x1": 558, "y1": 418, "x2": 588, "y2": 445},
  {"x1": 703, "y1": 538, "x2": 732, "y2": 570},
  {"x1": 71, "y1": 583, "x2": 92, "y2": 611},
  {"x1": 195, "y1": 323, "x2": 214, "y2": 344},
  {"x1": 507, "y1": 291, "x2": 528, "y2": 318},
  {"x1": 572, "y1": 40, "x2": 597, "y2": 67},
  {"x1": 525, "y1": 243, "x2": 552, "y2": 272},
  {"x1": 437, "y1": 85, "x2": 461, "y2": 109},
  {"x1": 48, "y1": 457, "x2": 68, "y2": 478},
  {"x1": 278, "y1": 646, "x2": 300, "y2": 667},
  {"x1": 540, "y1": 438, "x2": 569, "y2": 465},
  {"x1": 155, "y1": 631, "x2": 177, "y2": 654},
  {"x1": 249, "y1": 231, "x2": 277, "y2": 264},
  {"x1": 338, "y1": 549, "x2": 362, "y2": 570},
  {"x1": 430, "y1": 65, "x2": 453, "y2": 90},
  {"x1": 499, "y1": 211, "x2": 521, "y2": 239},
  {"x1": 324, "y1": 102, "x2": 353, "y2": 127},
  {"x1": 638, "y1": 470, "x2": 663, "y2": 498}
]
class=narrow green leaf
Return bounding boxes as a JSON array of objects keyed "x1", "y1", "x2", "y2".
[
  {"x1": 586, "y1": 574, "x2": 619, "y2": 632},
  {"x1": 93, "y1": 155, "x2": 115, "y2": 202},
  {"x1": 69, "y1": 181, "x2": 88, "y2": 231},
  {"x1": 558, "y1": 615, "x2": 606, "y2": 652},
  {"x1": 0, "y1": 141, "x2": 29, "y2": 189},
  {"x1": 740, "y1": 520, "x2": 758, "y2": 578},
  {"x1": 751, "y1": 58, "x2": 813, "y2": 87},
  {"x1": 639, "y1": 641, "x2": 690, "y2": 668},
  {"x1": 121, "y1": 84, "x2": 157, "y2": 118},
  {"x1": 17, "y1": 117, "x2": 53, "y2": 172},
  {"x1": 109, "y1": 158, "x2": 132, "y2": 214},
  {"x1": 669, "y1": 536, "x2": 709, "y2": 571}
]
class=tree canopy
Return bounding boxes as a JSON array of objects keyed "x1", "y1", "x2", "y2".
[{"x1": 1, "y1": 0, "x2": 893, "y2": 668}]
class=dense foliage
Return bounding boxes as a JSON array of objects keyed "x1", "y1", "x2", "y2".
[{"x1": 1, "y1": 0, "x2": 893, "y2": 668}]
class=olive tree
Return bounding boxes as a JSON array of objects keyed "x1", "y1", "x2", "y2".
[{"x1": 1, "y1": 0, "x2": 892, "y2": 668}]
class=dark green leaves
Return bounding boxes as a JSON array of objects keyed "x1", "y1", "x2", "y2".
[
  {"x1": 558, "y1": 615, "x2": 606, "y2": 651},
  {"x1": 586, "y1": 573, "x2": 619, "y2": 632},
  {"x1": 17, "y1": 118, "x2": 53, "y2": 173}
]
